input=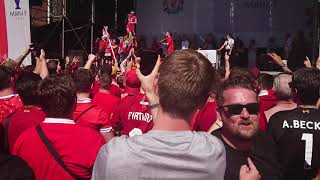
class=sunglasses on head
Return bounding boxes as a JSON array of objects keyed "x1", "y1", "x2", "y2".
[{"x1": 222, "y1": 103, "x2": 259, "y2": 116}]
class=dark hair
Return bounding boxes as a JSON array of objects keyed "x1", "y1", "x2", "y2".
[
  {"x1": 209, "y1": 70, "x2": 221, "y2": 98},
  {"x1": 23, "y1": 65, "x2": 36, "y2": 73},
  {"x1": 229, "y1": 67, "x2": 258, "y2": 90},
  {"x1": 257, "y1": 73, "x2": 274, "y2": 89},
  {"x1": 158, "y1": 49, "x2": 214, "y2": 121},
  {"x1": 15, "y1": 72, "x2": 41, "y2": 106},
  {"x1": 217, "y1": 78, "x2": 257, "y2": 107},
  {"x1": 117, "y1": 75, "x2": 125, "y2": 89},
  {"x1": 47, "y1": 60, "x2": 58, "y2": 74},
  {"x1": 229, "y1": 67, "x2": 257, "y2": 83},
  {"x1": 73, "y1": 69, "x2": 94, "y2": 93},
  {"x1": 0, "y1": 66, "x2": 14, "y2": 91},
  {"x1": 37, "y1": 74, "x2": 76, "y2": 118},
  {"x1": 292, "y1": 68, "x2": 320, "y2": 105},
  {"x1": 99, "y1": 64, "x2": 112, "y2": 76},
  {"x1": 99, "y1": 73, "x2": 112, "y2": 90}
]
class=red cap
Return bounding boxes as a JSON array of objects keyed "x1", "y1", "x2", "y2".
[{"x1": 125, "y1": 70, "x2": 141, "y2": 95}]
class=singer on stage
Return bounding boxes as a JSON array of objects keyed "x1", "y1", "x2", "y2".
[
  {"x1": 161, "y1": 31, "x2": 175, "y2": 55},
  {"x1": 218, "y1": 33, "x2": 234, "y2": 60},
  {"x1": 126, "y1": 11, "x2": 137, "y2": 36}
]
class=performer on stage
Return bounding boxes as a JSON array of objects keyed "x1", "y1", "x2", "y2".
[
  {"x1": 126, "y1": 11, "x2": 137, "y2": 36},
  {"x1": 99, "y1": 26, "x2": 118, "y2": 64},
  {"x1": 161, "y1": 31, "x2": 175, "y2": 55},
  {"x1": 218, "y1": 33, "x2": 234, "y2": 60}
]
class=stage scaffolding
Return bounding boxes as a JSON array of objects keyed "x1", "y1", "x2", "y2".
[{"x1": 30, "y1": 0, "x2": 96, "y2": 59}]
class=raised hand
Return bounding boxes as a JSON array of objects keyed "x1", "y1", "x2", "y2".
[
  {"x1": 267, "y1": 53, "x2": 283, "y2": 66},
  {"x1": 40, "y1": 49, "x2": 46, "y2": 61},
  {"x1": 316, "y1": 55, "x2": 320, "y2": 70},
  {"x1": 239, "y1": 158, "x2": 261, "y2": 180},
  {"x1": 304, "y1": 56, "x2": 312, "y2": 68}
]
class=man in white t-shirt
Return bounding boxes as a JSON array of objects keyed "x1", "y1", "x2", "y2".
[
  {"x1": 92, "y1": 50, "x2": 226, "y2": 180},
  {"x1": 181, "y1": 35, "x2": 189, "y2": 49},
  {"x1": 218, "y1": 33, "x2": 235, "y2": 60}
]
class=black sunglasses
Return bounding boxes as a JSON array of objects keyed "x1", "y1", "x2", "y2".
[{"x1": 222, "y1": 103, "x2": 259, "y2": 115}]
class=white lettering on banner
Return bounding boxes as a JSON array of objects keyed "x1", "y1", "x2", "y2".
[
  {"x1": 128, "y1": 112, "x2": 153, "y2": 123},
  {"x1": 282, "y1": 120, "x2": 320, "y2": 130}
]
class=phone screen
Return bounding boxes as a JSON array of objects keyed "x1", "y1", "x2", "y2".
[{"x1": 138, "y1": 50, "x2": 158, "y2": 76}]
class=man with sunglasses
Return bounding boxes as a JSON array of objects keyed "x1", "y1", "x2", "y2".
[
  {"x1": 212, "y1": 78, "x2": 282, "y2": 180},
  {"x1": 268, "y1": 68, "x2": 320, "y2": 180}
]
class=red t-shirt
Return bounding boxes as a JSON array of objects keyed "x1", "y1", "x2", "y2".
[
  {"x1": 72, "y1": 99, "x2": 111, "y2": 132},
  {"x1": 92, "y1": 92, "x2": 120, "y2": 119},
  {"x1": 91, "y1": 80, "x2": 121, "y2": 99},
  {"x1": 3, "y1": 106, "x2": 46, "y2": 152},
  {"x1": 127, "y1": 15, "x2": 137, "y2": 32},
  {"x1": 0, "y1": 94, "x2": 23, "y2": 123},
  {"x1": 111, "y1": 93, "x2": 153, "y2": 136},
  {"x1": 191, "y1": 101, "x2": 217, "y2": 132},
  {"x1": 110, "y1": 84, "x2": 121, "y2": 98},
  {"x1": 167, "y1": 36, "x2": 174, "y2": 54},
  {"x1": 119, "y1": 41, "x2": 128, "y2": 53},
  {"x1": 258, "y1": 89, "x2": 278, "y2": 131},
  {"x1": 12, "y1": 120, "x2": 105, "y2": 180}
]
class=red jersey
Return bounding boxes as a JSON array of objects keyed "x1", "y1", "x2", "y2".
[
  {"x1": 12, "y1": 119, "x2": 105, "y2": 180},
  {"x1": 72, "y1": 98, "x2": 111, "y2": 133},
  {"x1": 258, "y1": 89, "x2": 278, "y2": 131},
  {"x1": 111, "y1": 93, "x2": 153, "y2": 136},
  {"x1": 91, "y1": 80, "x2": 121, "y2": 99},
  {"x1": 126, "y1": 15, "x2": 137, "y2": 33},
  {"x1": 3, "y1": 106, "x2": 46, "y2": 152},
  {"x1": 191, "y1": 101, "x2": 217, "y2": 132},
  {"x1": 92, "y1": 92, "x2": 120, "y2": 119},
  {"x1": 167, "y1": 36, "x2": 174, "y2": 54},
  {"x1": 0, "y1": 94, "x2": 23, "y2": 123},
  {"x1": 119, "y1": 41, "x2": 128, "y2": 54},
  {"x1": 110, "y1": 84, "x2": 121, "y2": 98}
]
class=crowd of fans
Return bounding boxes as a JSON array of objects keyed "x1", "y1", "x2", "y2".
[{"x1": 0, "y1": 37, "x2": 320, "y2": 180}]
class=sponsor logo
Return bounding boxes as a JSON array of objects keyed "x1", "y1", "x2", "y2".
[
  {"x1": 14, "y1": 0, "x2": 21, "y2": 9},
  {"x1": 9, "y1": 0, "x2": 27, "y2": 19},
  {"x1": 162, "y1": 0, "x2": 184, "y2": 14},
  {"x1": 282, "y1": 120, "x2": 320, "y2": 130}
]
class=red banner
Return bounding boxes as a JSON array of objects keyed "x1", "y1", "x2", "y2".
[{"x1": 0, "y1": 0, "x2": 8, "y2": 63}]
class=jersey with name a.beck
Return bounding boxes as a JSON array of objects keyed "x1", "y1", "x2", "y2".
[{"x1": 268, "y1": 107, "x2": 320, "y2": 180}]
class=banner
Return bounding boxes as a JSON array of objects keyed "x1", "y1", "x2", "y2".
[{"x1": 0, "y1": 0, "x2": 31, "y2": 65}]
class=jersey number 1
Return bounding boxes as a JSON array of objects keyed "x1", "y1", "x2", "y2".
[{"x1": 301, "y1": 133, "x2": 313, "y2": 168}]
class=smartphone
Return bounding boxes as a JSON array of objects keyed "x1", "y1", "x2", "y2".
[{"x1": 138, "y1": 50, "x2": 158, "y2": 76}]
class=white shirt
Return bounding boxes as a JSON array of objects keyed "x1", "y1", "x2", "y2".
[
  {"x1": 224, "y1": 38, "x2": 234, "y2": 50},
  {"x1": 181, "y1": 40, "x2": 189, "y2": 49}
]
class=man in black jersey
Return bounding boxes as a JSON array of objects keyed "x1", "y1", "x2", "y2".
[
  {"x1": 212, "y1": 78, "x2": 282, "y2": 180},
  {"x1": 268, "y1": 67, "x2": 320, "y2": 180}
]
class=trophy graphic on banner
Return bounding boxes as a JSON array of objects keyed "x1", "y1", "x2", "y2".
[{"x1": 14, "y1": 0, "x2": 21, "y2": 9}]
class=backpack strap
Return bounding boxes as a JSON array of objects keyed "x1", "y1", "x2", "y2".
[
  {"x1": 36, "y1": 125, "x2": 87, "y2": 180},
  {"x1": 3, "y1": 112, "x2": 14, "y2": 154},
  {"x1": 74, "y1": 105, "x2": 97, "y2": 122}
]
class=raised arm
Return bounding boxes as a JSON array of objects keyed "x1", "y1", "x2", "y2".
[
  {"x1": 84, "y1": 54, "x2": 96, "y2": 70},
  {"x1": 15, "y1": 46, "x2": 32, "y2": 67},
  {"x1": 39, "y1": 49, "x2": 49, "y2": 79}
]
